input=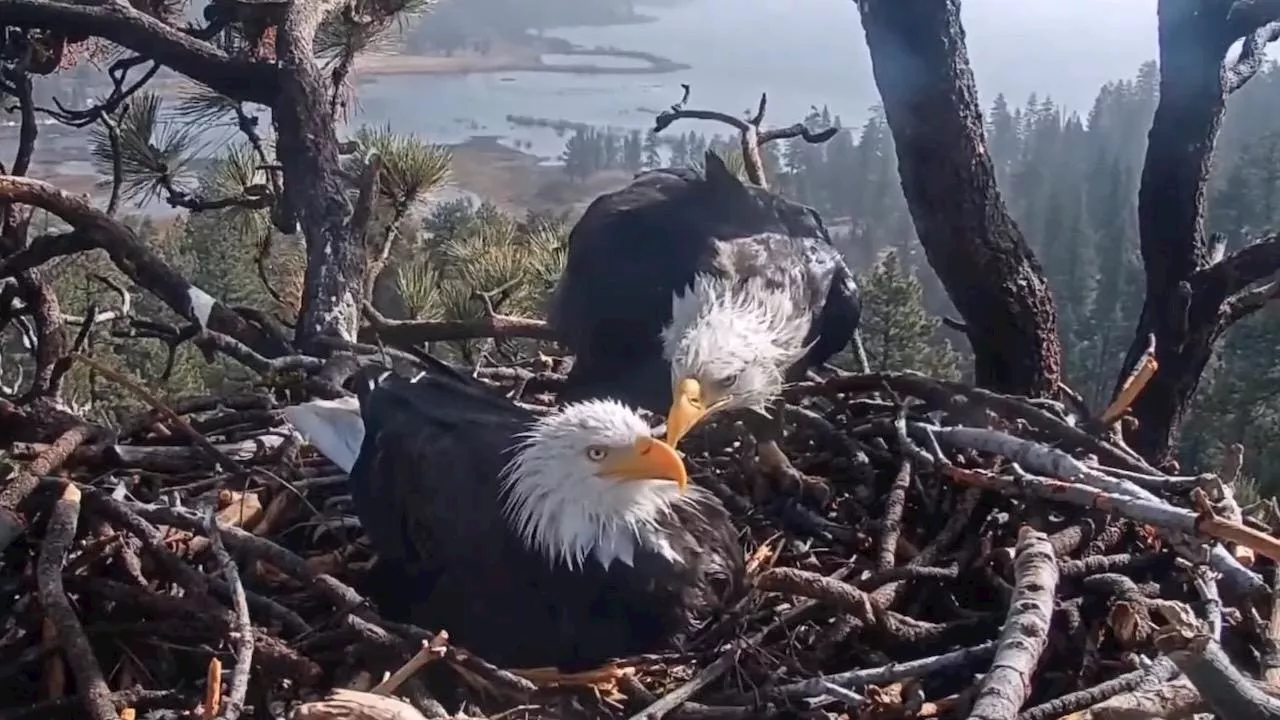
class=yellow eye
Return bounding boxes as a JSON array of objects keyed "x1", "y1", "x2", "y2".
[
  {"x1": 721, "y1": 372, "x2": 741, "y2": 388},
  {"x1": 585, "y1": 446, "x2": 608, "y2": 461}
]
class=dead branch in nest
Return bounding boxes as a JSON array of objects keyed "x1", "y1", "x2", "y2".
[
  {"x1": 359, "y1": 304, "x2": 556, "y2": 347},
  {"x1": 36, "y1": 484, "x2": 116, "y2": 720},
  {"x1": 0, "y1": 424, "x2": 92, "y2": 552},
  {"x1": 1099, "y1": 333, "x2": 1158, "y2": 426},
  {"x1": 968, "y1": 527, "x2": 1059, "y2": 720},
  {"x1": 1153, "y1": 602, "x2": 1280, "y2": 720},
  {"x1": 653, "y1": 85, "x2": 838, "y2": 188},
  {"x1": 205, "y1": 506, "x2": 254, "y2": 720}
]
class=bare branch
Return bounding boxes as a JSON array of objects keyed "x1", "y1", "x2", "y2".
[
  {"x1": 653, "y1": 86, "x2": 837, "y2": 187},
  {"x1": 2, "y1": 0, "x2": 279, "y2": 105},
  {"x1": 359, "y1": 306, "x2": 556, "y2": 348},
  {"x1": 0, "y1": 175, "x2": 281, "y2": 355},
  {"x1": 1225, "y1": 21, "x2": 1280, "y2": 93},
  {"x1": 1207, "y1": 233, "x2": 1280, "y2": 292}
]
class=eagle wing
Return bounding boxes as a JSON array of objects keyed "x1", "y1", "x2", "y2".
[{"x1": 348, "y1": 368, "x2": 532, "y2": 575}]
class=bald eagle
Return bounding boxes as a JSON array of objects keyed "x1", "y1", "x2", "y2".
[
  {"x1": 283, "y1": 365, "x2": 743, "y2": 680},
  {"x1": 549, "y1": 151, "x2": 862, "y2": 474}
]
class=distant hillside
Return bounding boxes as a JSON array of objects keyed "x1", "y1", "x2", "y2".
[{"x1": 408, "y1": 0, "x2": 646, "y2": 52}]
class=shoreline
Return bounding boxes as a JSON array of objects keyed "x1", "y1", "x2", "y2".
[
  {"x1": 353, "y1": 32, "x2": 687, "y2": 79},
  {"x1": 23, "y1": 135, "x2": 604, "y2": 218}
]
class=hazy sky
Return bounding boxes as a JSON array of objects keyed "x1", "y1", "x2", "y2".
[{"x1": 960, "y1": 0, "x2": 1158, "y2": 109}]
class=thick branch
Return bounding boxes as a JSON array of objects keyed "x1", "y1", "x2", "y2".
[
  {"x1": 1, "y1": 0, "x2": 279, "y2": 105},
  {"x1": 1224, "y1": 21, "x2": 1280, "y2": 93},
  {"x1": 0, "y1": 175, "x2": 281, "y2": 355},
  {"x1": 360, "y1": 312, "x2": 557, "y2": 347},
  {"x1": 968, "y1": 528, "x2": 1058, "y2": 720}
]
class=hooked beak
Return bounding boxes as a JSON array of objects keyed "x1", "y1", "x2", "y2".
[
  {"x1": 598, "y1": 436, "x2": 688, "y2": 493},
  {"x1": 665, "y1": 377, "x2": 727, "y2": 447}
]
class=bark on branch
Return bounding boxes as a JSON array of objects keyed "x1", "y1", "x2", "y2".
[
  {"x1": 856, "y1": 0, "x2": 1062, "y2": 398},
  {"x1": 967, "y1": 528, "x2": 1059, "y2": 720},
  {"x1": 653, "y1": 85, "x2": 837, "y2": 187},
  {"x1": 0, "y1": 0, "x2": 278, "y2": 104},
  {"x1": 1119, "y1": 0, "x2": 1280, "y2": 463},
  {"x1": 0, "y1": 175, "x2": 279, "y2": 356},
  {"x1": 274, "y1": 0, "x2": 370, "y2": 347}
]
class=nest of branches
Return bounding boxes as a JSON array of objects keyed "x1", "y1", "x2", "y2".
[{"x1": 2, "y1": 361, "x2": 1280, "y2": 720}]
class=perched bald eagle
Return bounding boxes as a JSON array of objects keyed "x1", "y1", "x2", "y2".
[
  {"x1": 549, "y1": 151, "x2": 862, "y2": 472},
  {"x1": 283, "y1": 365, "x2": 743, "y2": 680}
]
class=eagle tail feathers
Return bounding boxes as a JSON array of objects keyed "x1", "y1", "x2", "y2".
[{"x1": 283, "y1": 397, "x2": 365, "y2": 474}]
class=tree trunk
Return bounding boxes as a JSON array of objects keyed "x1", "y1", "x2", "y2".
[
  {"x1": 1119, "y1": 1, "x2": 1280, "y2": 465},
  {"x1": 856, "y1": 0, "x2": 1062, "y2": 397},
  {"x1": 274, "y1": 3, "x2": 366, "y2": 348}
]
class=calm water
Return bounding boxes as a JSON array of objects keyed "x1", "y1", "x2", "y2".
[{"x1": 351, "y1": 0, "x2": 1160, "y2": 158}]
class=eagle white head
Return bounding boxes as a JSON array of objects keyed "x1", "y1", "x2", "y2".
[
  {"x1": 660, "y1": 273, "x2": 812, "y2": 446},
  {"x1": 500, "y1": 399, "x2": 697, "y2": 570}
]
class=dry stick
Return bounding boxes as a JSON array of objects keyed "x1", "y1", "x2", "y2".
[
  {"x1": 1153, "y1": 604, "x2": 1280, "y2": 720},
  {"x1": 967, "y1": 527, "x2": 1059, "y2": 720},
  {"x1": 204, "y1": 508, "x2": 253, "y2": 720},
  {"x1": 75, "y1": 354, "x2": 250, "y2": 475},
  {"x1": 626, "y1": 565, "x2": 859, "y2": 720},
  {"x1": 1100, "y1": 334, "x2": 1157, "y2": 425},
  {"x1": 933, "y1": 425, "x2": 1267, "y2": 595},
  {"x1": 79, "y1": 354, "x2": 322, "y2": 518},
  {"x1": 372, "y1": 632, "x2": 449, "y2": 696},
  {"x1": 202, "y1": 659, "x2": 221, "y2": 720},
  {"x1": 1016, "y1": 657, "x2": 1180, "y2": 720},
  {"x1": 36, "y1": 484, "x2": 116, "y2": 720},
  {"x1": 941, "y1": 465, "x2": 1280, "y2": 564},
  {"x1": 0, "y1": 424, "x2": 92, "y2": 552},
  {"x1": 773, "y1": 641, "x2": 998, "y2": 701},
  {"x1": 652, "y1": 85, "x2": 838, "y2": 189},
  {"x1": 80, "y1": 489, "x2": 312, "y2": 635},
  {"x1": 876, "y1": 459, "x2": 911, "y2": 572}
]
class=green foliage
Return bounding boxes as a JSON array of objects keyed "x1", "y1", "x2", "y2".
[
  {"x1": 315, "y1": 0, "x2": 438, "y2": 66},
  {"x1": 849, "y1": 250, "x2": 958, "y2": 379},
  {"x1": 688, "y1": 145, "x2": 749, "y2": 182},
  {"x1": 394, "y1": 199, "x2": 565, "y2": 361},
  {"x1": 88, "y1": 91, "x2": 203, "y2": 206},
  {"x1": 352, "y1": 123, "x2": 453, "y2": 212}
]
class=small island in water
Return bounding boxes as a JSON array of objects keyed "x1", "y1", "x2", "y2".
[{"x1": 353, "y1": 0, "x2": 690, "y2": 78}]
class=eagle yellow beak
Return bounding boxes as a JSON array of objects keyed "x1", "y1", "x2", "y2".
[
  {"x1": 598, "y1": 436, "x2": 688, "y2": 492},
  {"x1": 665, "y1": 377, "x2": 719, "y2": 447}
]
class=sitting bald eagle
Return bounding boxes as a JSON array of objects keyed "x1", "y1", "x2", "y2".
[
  {"x1": 284, "y1": 364, "x2": 743, "y2": 680},
  {"x1": 549, "y1": 151, "x2": 862, "y2": 474}
]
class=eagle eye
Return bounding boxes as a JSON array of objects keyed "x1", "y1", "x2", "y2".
[{"x1": 585, "y1": 446, "x2": 608, "y2": 462}]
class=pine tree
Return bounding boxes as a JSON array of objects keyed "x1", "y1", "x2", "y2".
[
  {"x1": 853, "y1": 250, "x2": 959, "y2": 379},
  {"x1": 642, "y1": 131, "x2": 661, "y2": 169}
]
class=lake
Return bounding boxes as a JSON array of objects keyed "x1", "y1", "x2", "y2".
[{"x1": 350, "y1": 0, "x2": 1161, "y2": 159}]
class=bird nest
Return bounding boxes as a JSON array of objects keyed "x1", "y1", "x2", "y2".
[{"x1": 2, "y1": 369, "x2": 1279, "y2": 720}]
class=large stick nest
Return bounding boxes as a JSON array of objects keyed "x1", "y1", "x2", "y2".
[{"x1": 2, "y1": 368, "x2": 1279, "y2": 720}]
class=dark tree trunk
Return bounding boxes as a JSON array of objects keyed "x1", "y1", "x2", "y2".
[
  {"x1": 1119, "y1": 1, "x2": 1280, "y2": 465},
  {"x1": 856, "y1": 0, "x2": 1062, "y2": 397}
]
